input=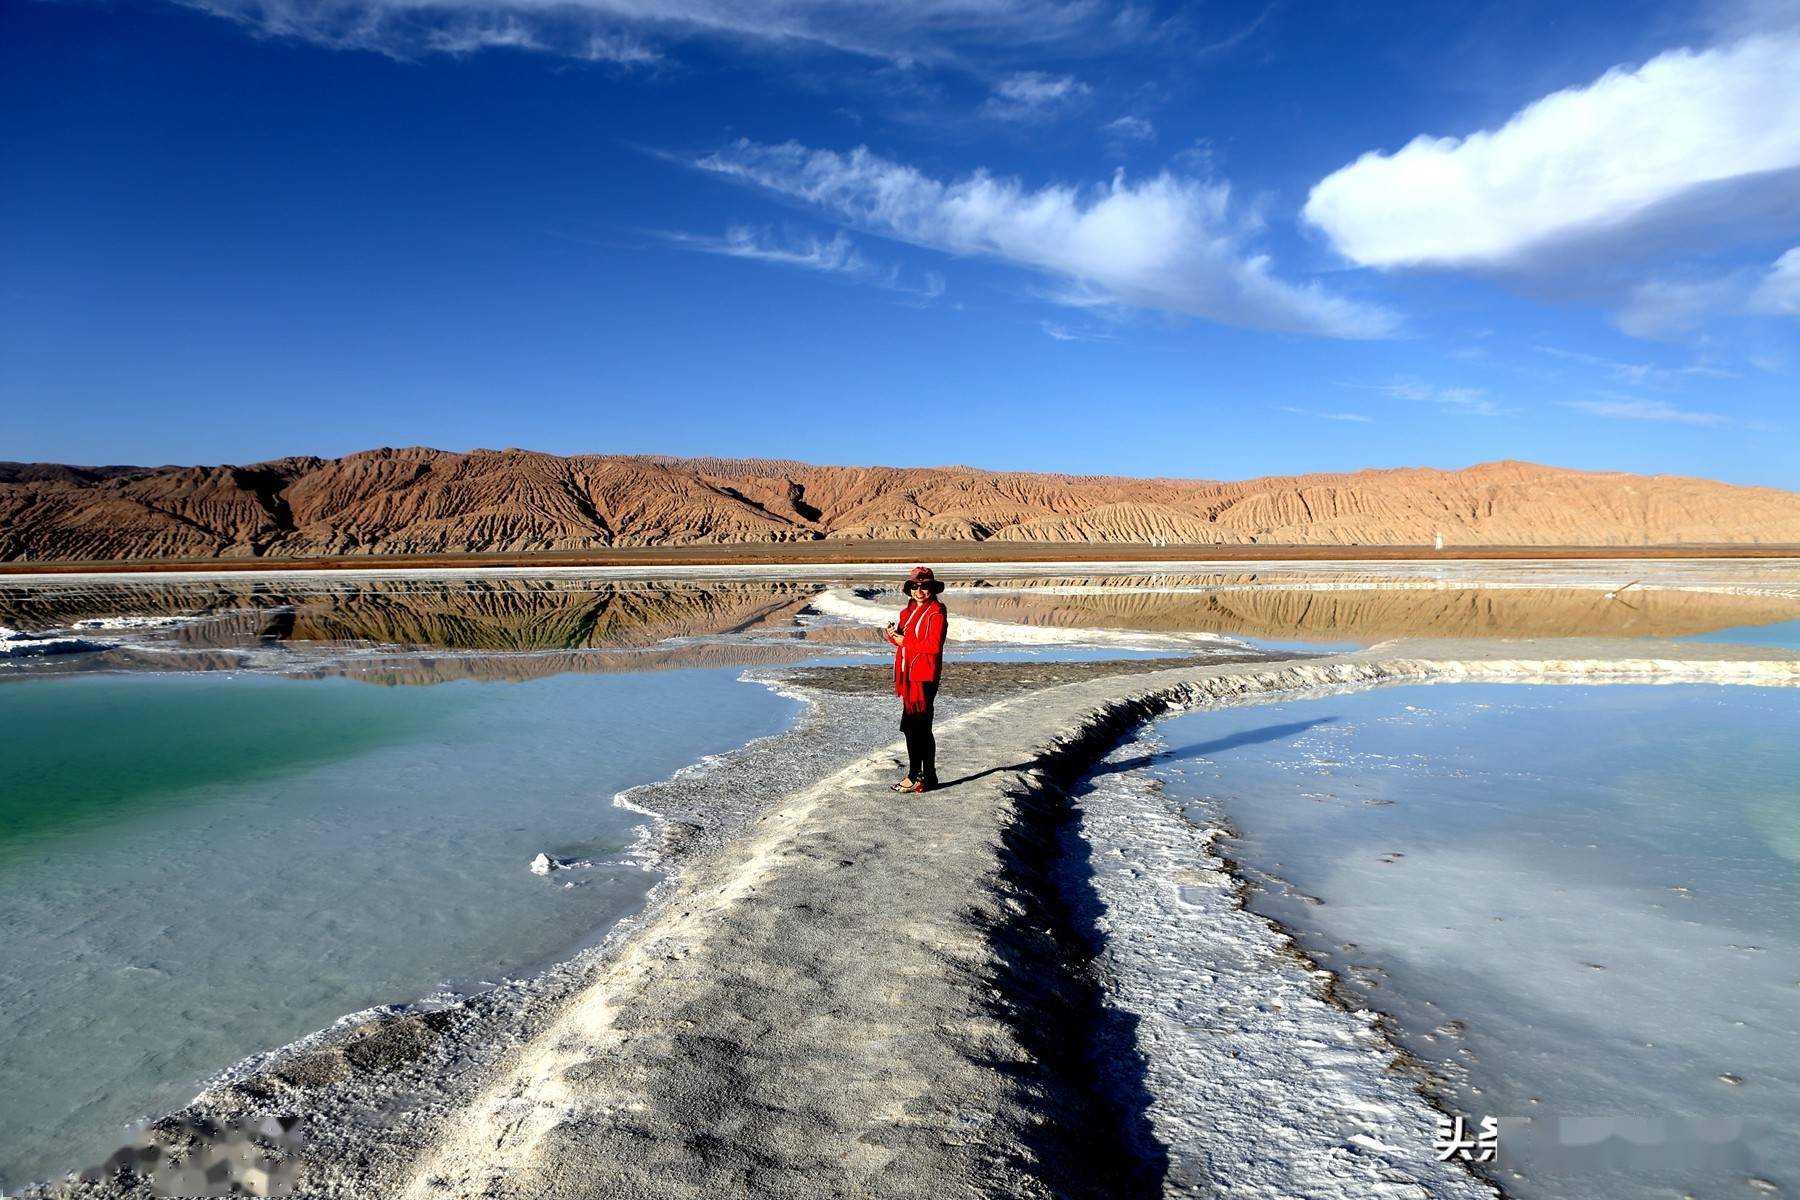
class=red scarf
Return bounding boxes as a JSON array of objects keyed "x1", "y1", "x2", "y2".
[{"x1": 892, "y1": 599, "x2": 946, "y2": 713}]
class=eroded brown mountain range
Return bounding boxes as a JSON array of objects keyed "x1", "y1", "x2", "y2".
[{"x1": 3, "y1": 447, "x2": 1797, "y2": 562}]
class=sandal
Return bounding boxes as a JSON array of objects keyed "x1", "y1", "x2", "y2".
[{"x1": 891, "y1": 778, "x2": 916, "y2": 792}]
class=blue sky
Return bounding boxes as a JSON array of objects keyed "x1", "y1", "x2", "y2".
[{"x1": 3, "y1": 0, "x2": 1797, "y2": 486}]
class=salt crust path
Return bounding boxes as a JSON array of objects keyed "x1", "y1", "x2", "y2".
[{"x1": 379, "y1": 639, "x2": 1796, "y2": 1200}]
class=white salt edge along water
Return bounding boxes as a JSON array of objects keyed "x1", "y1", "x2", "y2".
[
  {"x1": 809, "y1": 586, "x2": 1250, "y2": 650},
  {"x1": 0, "y1": 651, "x2": 817, "y2": 1191},
  {"x1": 7, "y1": 569, "x2": 1797, "y2": 1195},
  {"x1": 1, "y1": 658, "x2": 887, "y2": 1190},
  {"x1": 67, "y1": 616, "x2": 198, "y2": 631},
  {"x1": 1056, "y1": 648, "x2": 1799, "y2": 1198},
  {"x1": 356, "y1": 641, "x2": 1798, "y2": 1199},
  {"x1": 0, "y1": 624, "x2": 115, "y2": 657},
  {"x1": 1139, "y1": 681, "x2": 1800, "y2": 1199},
  {"x1": 0, "y1": 613, "x2": 211, "y2": 657},
  {"x1": 1072, "y1": 696, "x2": 1498, "y2": 1199}
]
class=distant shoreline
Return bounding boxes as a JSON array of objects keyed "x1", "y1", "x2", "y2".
[{"x1": 5, "y1": 542, "x2": 1800, "y2": 576}]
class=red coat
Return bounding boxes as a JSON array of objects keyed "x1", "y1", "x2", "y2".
[{"x1": 889, "y1": 599, "x2": 947, "y2": 712}]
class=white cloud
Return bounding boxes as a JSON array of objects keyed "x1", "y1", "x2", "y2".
[
  {"x1": 1347, "y1": 377, "x2": 1506, "y2": 416},
  {"x1": 1611, "y1": 276, "x2": 1748, "y2": 339},
  {"x1": 1304, "y1": 33, "x2": 1800, "y2": 270},
  {"x1": 690, "y1": 139, "x2": 1399, "y2": 338},
  {"x1": 1596, "y1": 247, "x2": 1800, "y2": 335},
  {"x1": 1562, "y1": 394, "x2": 1731, "y2": 425},
  {"x1": 658, "y1": 225, "x2": 943, "y2": 297},
  {"x1": 1535, "y1": 345, "x2": 1738, "y2": 387},
  {"x1": 181, "y1": 0, "x2": 1119, "y2": 65},
  {"x1": 1039, "y1": 320, "x2": 1115, "y2": 341},
  {"x1": 983, "y1": 71, "x2": 1090, "y2": 120},
  {"x1": 1277, "y1": 405, "x2": 1374, "y2": 423},
  {"x1": 1750, "y1": 246, "x2": 1800, "y2": 314},
  {"x1": 662, "y1": 225, "x2": 866, "y2": 271},
  {"x1": 993, "y1": 71, "x2": 1083, "y2": 103},
  {"x1": 1708, "y1": 0, "x2": 1800, "y2": 39},
  {"x1": 1103, "y1": 115, "x2": 1155, "y2": 141}
]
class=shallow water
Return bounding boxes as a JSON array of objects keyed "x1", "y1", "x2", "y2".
[
  {"x1": 0, "y1": 668, "x2": 799, "y2": 1190},
  {"x1": 866, "y1": 565, "x2": 1800, "y2": 647},
  {"x1": 7, "y1": 563, "x2": 1797, "y2": 671},
  {"x1": 0, "y1": 570, "x2": 1207, "y2": 1188},
  {"x1": 3, "y1": 565, "x2": 1797, "y2": 1190},
  {"x1": 1148, "y1": 683, "x2": 1800, "y2": 1198},
  {"x1": 1683, "y1": 618, "x2": 1800, "y2": 651}
]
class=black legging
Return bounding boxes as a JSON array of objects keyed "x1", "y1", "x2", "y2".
[{"x1": 900, "y1": 681, "x2": 939, "y2": 783}]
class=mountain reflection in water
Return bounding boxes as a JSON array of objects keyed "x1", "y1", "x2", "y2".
[{"x1": 2, "y1": 566, "x2": 1797, "y2": 684}]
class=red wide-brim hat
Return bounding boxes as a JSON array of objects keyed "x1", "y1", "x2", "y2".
[{"x1": 905, "y1": 566, "x2": 945, "y2": 594}]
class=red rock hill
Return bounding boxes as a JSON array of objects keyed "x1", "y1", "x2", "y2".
[{"x1": 1, "y1": 449, "x2": 1794, "y2": 561}]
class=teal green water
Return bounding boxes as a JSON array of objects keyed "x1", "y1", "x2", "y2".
[
  {"x1": 1, "y1": 676, "x2": 471, "y2": 858},
  {"x1": 0, "y1": 667, "x2": 798, "y2": 1190}
]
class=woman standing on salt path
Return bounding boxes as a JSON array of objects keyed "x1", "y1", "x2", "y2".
[{"x1": 885, "y1": 566, "x2": 948, "y2": 793}]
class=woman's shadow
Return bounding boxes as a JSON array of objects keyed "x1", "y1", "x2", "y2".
[
  {"x1": 1090, "y1": 717, "x2": 1339, "y2": 778},
  {"x1": 932, "y1": 717, "x2": 1337, "y2": 791}
]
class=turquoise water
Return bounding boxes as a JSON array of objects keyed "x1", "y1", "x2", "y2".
[
  {"x1": 0, "y1": 669, "x2": 798, "y2": 1190},
  {"x1": 1684, "y1": 619, "x2": 1800, "y2": 651},
  {"x1": 2, "y1": 674, "x2": 463, "y2": 858},
  {"x1": 1149, "y1": 683, "x2": 1800, "y2": 1198}
]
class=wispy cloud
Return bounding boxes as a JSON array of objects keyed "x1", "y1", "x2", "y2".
[
  {"x1": 1039, "y1": 320, "x2": 1115, "y2": 342},
  {"x1": 1343, "y1": 377, "x2": 1508, "y2": 416},
  {"x1": 1103, "y1": 115, "x2": 1155, "y2": 141},
  {"x1": 1750, "y1": 246, "x2": 1800, "y2": 315},
  {"x1": 1535, "y1": 345, "x2": 1738, "y2": 386},
  {"x1": 1100, "y1": 114, "x2": 1157, "y2": 159},
  {"x1": 657, "y1": 225, "x2": 943, "y2": 298},
  {"x1": 180, "y1": 0, "x2": 1128, "y2": 66},
  {"x1": 688, "y1": 139, "x2": 1400, "y2": 338},
  {"x1": 1562, "y1": 394, "x2": 1732, "y2": 426},
  {"x1": 1599, "y1": 247, "x2": 1800, "y2": 336},
  {"x1": 983, "y1": 71, "x2": 1090, "y2": 121},
  {"x1": 1277, "y1": 405, "x2": 1374, "y2": 423},
  {"x1": 1304, "y1": 33, "x2": 1800, "y2": 271},
  {"x1": 1193, "y1": 1, "x2": 1276, "y2": 58},
  {"x1": 1611, "y1": 276, "x2": 1749, "y2": 340}
]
